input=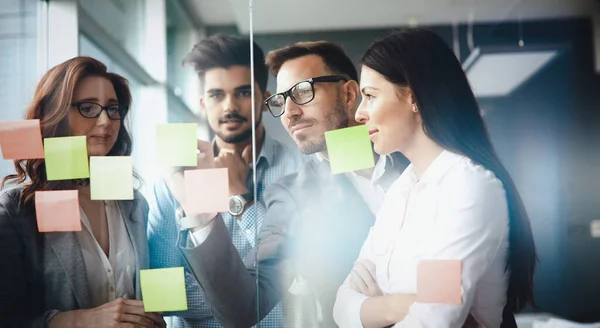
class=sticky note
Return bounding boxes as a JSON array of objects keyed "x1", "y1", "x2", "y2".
[
  {"x1": 140, "y1": 267, "x2": 188, "y2": 312},
  {"x1": 44, "y1": 136, "x2": 89, "y2": 181},
  {"x1": 184, "y1": 168, "x2": 229, "y2": 214},
  {"x1": 417, "y1": 259, "x2": 462, "y2": 304},
  {"x1": 155, "y1": 123, "x2": 198, "y2": 167},
  {"x1": 324, "y1": 125, "x2": 375, "y2": 174},
  {"x1": 0, "y1": 120, "x2": 44, "y2": 160},
  {"x1": 90, "y1": 156, "x2": 133, "y2": 200},
  {"x1": 35, "y1": 190, "x2": 81, "y2": 232}
]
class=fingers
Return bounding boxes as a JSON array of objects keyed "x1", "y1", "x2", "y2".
[
  {"x1": 118, "y1": 313, "x2": 152, "y2": 327},
  {"x1": 122, "y1": 304, "x2": 164, "y2": 327},
  {"x1": 241, "y1": 145, "x2": 252, "y2": 166},
  {"x1": 357, "y1": 259, "x2": 377, "y2": 282},
  {"x1": 353, "y1": 261, "x2": 377, "y2": 288},
  {"x1": 197, "y1": 139, "x2": 213, "y2": 155},
  {"x1": 350, "y1": 269, "x2": 369, "y2": 294}
]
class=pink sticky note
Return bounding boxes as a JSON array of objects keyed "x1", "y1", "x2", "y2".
[
  {"x1": 35, "y1": 190, "x2": 81, "y2": 232},
  {"x1": 417, "y1": 259, "x2": 462, "y2": 304},
  {"x1": 184, "y1": 168, "x2": 229, "y2": 215},
  {"x1": 0, "y1": 120, "x2": 44, "y2": 160}
]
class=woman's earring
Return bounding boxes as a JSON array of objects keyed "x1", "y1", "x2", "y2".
[{"x1": 412, "y1": 104, "x2": 418, "y2": 112}]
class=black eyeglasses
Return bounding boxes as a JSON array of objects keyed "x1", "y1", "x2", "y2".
[
  {"x1": 71, "y1": 101, "x2": 127, "y2": 120},
  {"x1": 264, "y1": 75, "x2": 349, "y2": 117}
]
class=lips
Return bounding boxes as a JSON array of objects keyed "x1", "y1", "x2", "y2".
[{"x1": 290, "y1": 124, "x2": 312, "y2": 134}]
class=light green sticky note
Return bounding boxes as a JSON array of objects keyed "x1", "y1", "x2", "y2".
[
  {"x1": 44, "y1": 136, "x2": 90, "y2": 181},
  {"x1": 324, "y1": 125, "x2": 375, "y2": 174},
  {"x1": 140, "y1": 267, "x2": 188, "y2": 312},
  {"x1": 155, "y1": 123, "x2": 198, "y2": 167},
  {"x1": 90, "y1": 156, "x2": 133, "y2": 200}
]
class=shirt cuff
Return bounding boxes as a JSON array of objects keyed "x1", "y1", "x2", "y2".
[{"x1": 189, "y1": 220, "x2": 216, "y2": 246}]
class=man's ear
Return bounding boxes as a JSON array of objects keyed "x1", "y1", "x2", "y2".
[
  {"x1": 343, "y1": 80, "x2": 360, "y2": 111},
  {"x1": 199, "y1": 97, "x2": 207, "y2": 115},
  {"x1": 261, "y1": 91, "x2": 272, "y2": 112}
]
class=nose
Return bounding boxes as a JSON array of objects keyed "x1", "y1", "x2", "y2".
[
  {"x1": 282, "y1": 98, "x2": 303, "y2": 120},
  {"x1": 355, "y1": 99, "x2": 369, "y2": 124},
  {"x1": 96, "y1": 109, "x2": 111, "y2": 126},
  {"x1": 222, "y1": 94, "x2": 238, "y2": 113}
]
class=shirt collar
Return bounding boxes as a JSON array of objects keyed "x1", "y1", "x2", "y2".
[{"x1": 404, "y1": 150, "x2": 464, "y2": 186}]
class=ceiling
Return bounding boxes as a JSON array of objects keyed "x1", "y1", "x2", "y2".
[{"x1": 183, "y1": 0, "x2": 598, "y2": 34}]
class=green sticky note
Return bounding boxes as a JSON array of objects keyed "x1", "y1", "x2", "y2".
[
  {"x1": 155, "y1": 123, "x2": 197, "y2": 167},
  {"x1": 140, "y1": 267, "x2": 188, "y2": 312},
  {"x1": 324, "y1": 125, "x2": 375, "y2": 174},
  {"x1": 44, "y1": 136, "x2": 90, "y2": 181},
  {"x1": 90, "y1": 156, "x2": 134, "y2": 200}
]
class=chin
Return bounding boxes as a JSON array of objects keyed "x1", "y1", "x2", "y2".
[{"x1": 373, "y1": 144, "x2": 391, "y2": 156}]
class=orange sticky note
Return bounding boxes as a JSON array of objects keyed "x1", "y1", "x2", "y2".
[
  {"x1": 184, "y1": 168, "x2": 229, "y2": 215},
  {"x1": 417, "y1": 259, "x2": 462, "y2": 304},
  {"x1": 0, "y1": 120, "x2": 44, "y2": 159},
  {"x1": 35, "y1": 190, "x2": 81, "y2": 232}
]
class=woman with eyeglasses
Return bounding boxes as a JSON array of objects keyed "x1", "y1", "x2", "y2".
[
  {"x1": 333, "y1": 29, "x2": 537, "y2": 327},
  {"x1": 0, "y1": 57, "x2": 165, "y2": 328}
]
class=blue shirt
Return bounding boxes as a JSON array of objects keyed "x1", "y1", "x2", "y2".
[{"x1": 148, "y1": 133, "x2": 304, "y2": 328}]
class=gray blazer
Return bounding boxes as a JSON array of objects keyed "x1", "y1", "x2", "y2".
[{"x1": 0, "y1": 186, "x2": 150, "y2": 328}]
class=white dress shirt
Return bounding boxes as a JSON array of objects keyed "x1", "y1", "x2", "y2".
[
  {"x1": 76, "y1": 201, "x2": 136, "y2": 307},
  {"x1": 333, "y1": 150, "x2": 510, "y2": 328}
]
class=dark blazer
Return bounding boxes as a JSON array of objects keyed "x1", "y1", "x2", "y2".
[
  {"x1": 179, "y1": 157, "x2": 379, "y2": 327},
  {"x1": 0, "y1": 186, "x2": 150, "y2": 328}
]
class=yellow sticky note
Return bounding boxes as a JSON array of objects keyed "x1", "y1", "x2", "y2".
[
  {"x1": 44, "y1": 136, "x2": 89, "y2": 181},
  {"x1": 155, "y1": 123, "x2": 198, "y2": 167},
  {"x1": 35, "y1": 190, "x2": 82, "y2": 232},
  {"x1": 324, "y1": 125, "x2": 375, "y2": 174},
  {"x1": 90, "y1": 156, "x2": 134, "y2": 200},
  {"x1": 140, "y1": 267, "x2": 188, "y2": 312}
]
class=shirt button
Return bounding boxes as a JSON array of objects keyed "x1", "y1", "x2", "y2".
[
  {"x1": 110, "y1": 287, "x2": 114, "y2": 292},
  {"x1": 108, "y1": 269, "x2": 111, "y2": 273}
]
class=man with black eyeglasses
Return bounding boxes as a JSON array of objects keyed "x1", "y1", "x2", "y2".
[{"x1": 173, "y1": 41, "x2": 407, "y2": 328}]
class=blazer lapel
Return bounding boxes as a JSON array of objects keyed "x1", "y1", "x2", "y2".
[
  {"x1": 44, "y1": 232, "x2": 91, "y2": 309},
  {"x1": 117, "y1": 198, "x2": 147, "y2": 300}
]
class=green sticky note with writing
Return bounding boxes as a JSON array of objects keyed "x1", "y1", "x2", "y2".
[
  {"x1": 90, "y1": 156, "x2": 134, "y2": 200},
  {"x1": 155, "y1": 123, "x2": 197, "y2": 167},
  {"x1": 324, "y1": 125, "x2": 375, "y2": 174},
  {"x1": 44, "y1": 136, "x2": 90, "y2": 181},
  {"x1": 140, "y1": 267, "x2": 188, "y2": 312}
]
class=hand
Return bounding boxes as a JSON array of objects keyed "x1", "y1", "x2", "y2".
[
  {"x1": 214, "y1": 145, "x2": 252, "y2": 196},
  {"x1": 163, "y1": 139, "x2": 215, "y2": 211},
  {"x1": 50, "y1": 298, "x2": 166, "y2": 328},
  {"x1": 350, "y1": 259, "x2": 383, "y2": 297}
]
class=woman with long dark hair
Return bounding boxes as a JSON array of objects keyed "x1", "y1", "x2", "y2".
[
  {"x1": 333, "y1": 29, "x2": 536, "y2": 327},
  {"x1": 0, "y1": 57, "x2": 165, "y2": 328}
]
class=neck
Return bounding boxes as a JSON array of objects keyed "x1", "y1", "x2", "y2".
[
  {"x1": 215, "y1": 125, "x2": 265, "y2": 156},
  {"x1": 403, "y1": 133, "x2": 444, "y2": 178}
]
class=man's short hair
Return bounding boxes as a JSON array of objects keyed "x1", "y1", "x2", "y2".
[
  {"x1": 183, "y1": 33, "x2": 268, "y2": 93},
  {"x1": 265, "y1": 41, "x2": 358, "y2": 82}
]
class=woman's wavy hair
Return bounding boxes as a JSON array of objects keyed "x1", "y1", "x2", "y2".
[{"x1": 1, "y1": 56, "x2": 134, "y2": 205}]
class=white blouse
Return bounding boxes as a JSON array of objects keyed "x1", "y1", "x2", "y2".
[
  {"x1": 76, "y1": 201, "x2": 136, "y2": 307},
  {"x1": 333, "y1": 150, "x2": 510, "y2": 328}
]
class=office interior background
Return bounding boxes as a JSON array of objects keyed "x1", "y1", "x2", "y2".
[{"x1": 1, "y1": 0, "x2": 600, "y2": 325}]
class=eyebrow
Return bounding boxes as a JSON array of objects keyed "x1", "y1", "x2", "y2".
[
  {"x1": 74, "y1": 97, "x2": 118, "y2": 103},
  {"x1": 206, "y1": 85, "x2": 252, "y2": 94},
  {"x1": 360, "y1": 86, "x2": 378, "y2": 93}
]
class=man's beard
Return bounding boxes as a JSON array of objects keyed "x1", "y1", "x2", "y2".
[
  {"x1": 216, "y1": 111, "x2": 262, "y2": 144},
  {"x1": 295, "y1": 100, "x2": 349, "y2": 155}
]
